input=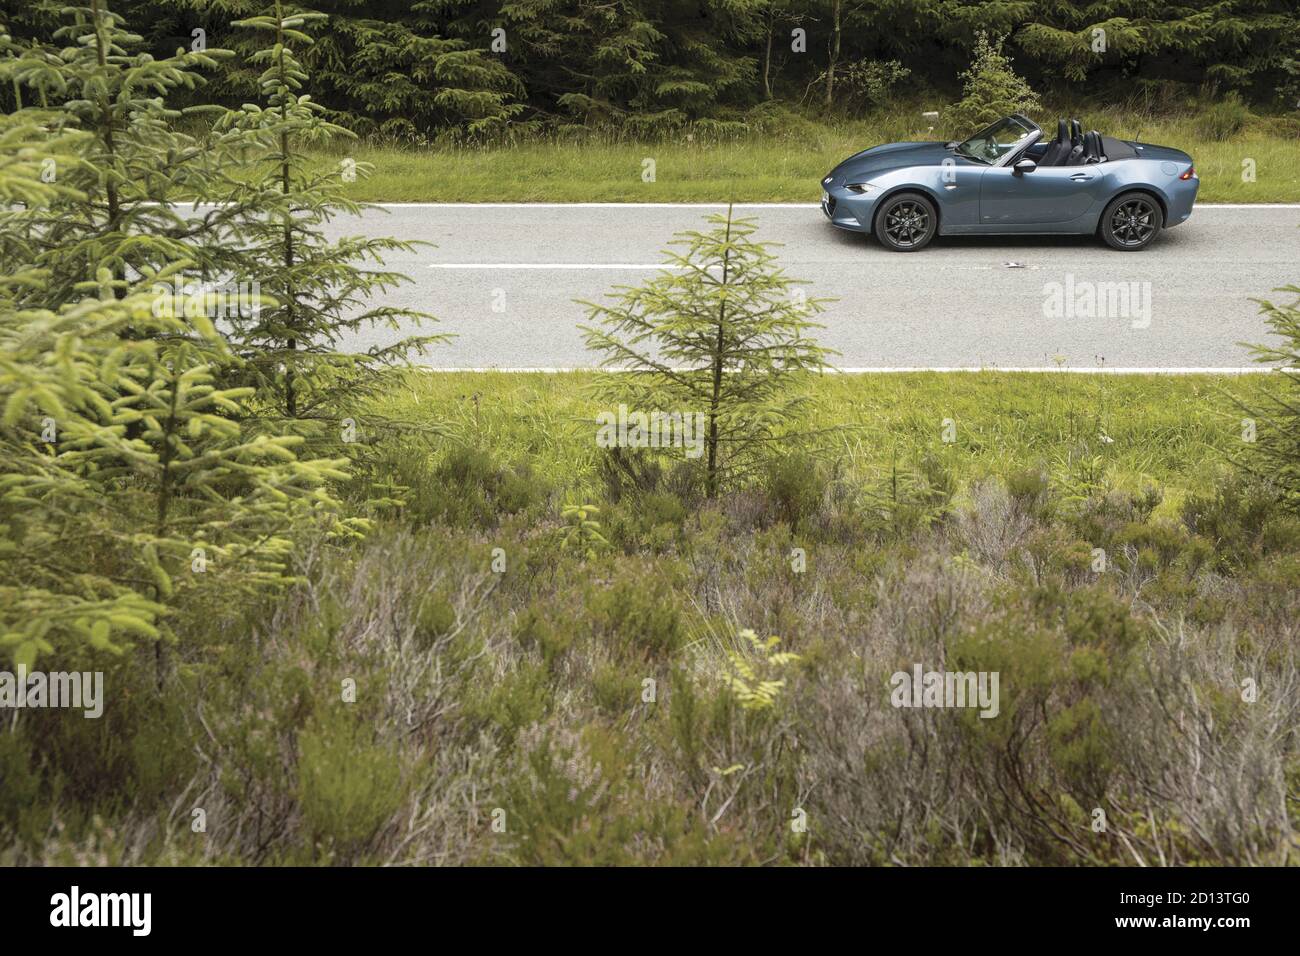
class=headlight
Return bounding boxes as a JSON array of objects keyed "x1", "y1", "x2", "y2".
[{"x1": 845, "y1": 182, "x2": 877, "y2": 194}]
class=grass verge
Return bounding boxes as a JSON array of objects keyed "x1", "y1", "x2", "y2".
[
  {"x1": 307, "y1": 114, "x2": 1300, "y2": 203},
  {"x1": 370, "y1": 370, "x2": 1273, "y2": 509}
]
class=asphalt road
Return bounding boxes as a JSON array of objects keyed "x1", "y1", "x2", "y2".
[{"x1": 315, "y1": 202, "x2": 1298, "y2": 370}]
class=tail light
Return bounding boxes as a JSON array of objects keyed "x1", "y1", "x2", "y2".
[{"x1": 1179, "y1": 166, "x2": 1196, "y2": 180}]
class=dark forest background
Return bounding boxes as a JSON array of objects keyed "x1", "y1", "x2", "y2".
[{"x1": 3, "y1": 0, "x2": 1298, "y2": 139}]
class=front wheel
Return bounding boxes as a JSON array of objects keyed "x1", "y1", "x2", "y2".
[
  {"x1": 874, "y1": 193, "x2": 937, "y2": 252},
  {"x1": 1099, "y1": 193, "x2": 1163, "y2": 250}
]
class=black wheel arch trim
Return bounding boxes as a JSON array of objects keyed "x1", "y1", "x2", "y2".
[{"x1": 1100, "y1": 187, "x2": 1168, "y2": 229}]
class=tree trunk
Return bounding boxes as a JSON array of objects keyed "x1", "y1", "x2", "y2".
[
  {"x1": 763, "y1": 27, "x2": 774, "y2": 100},
  {"x1": 152, "y1": 378, "x2": 180, "y2": 688},
  {"x1": 277, "y1": 8, "x2": 298, "y2": 419},
  {"x1": 91, "y1": 0, "x2": 122, "y2": 253},
  {"x1": 706, "y1": 209, "x2": 733, "y2": 498},
  {"x1": 825, "y1": 0, "x2": 841, "y2": 107}
]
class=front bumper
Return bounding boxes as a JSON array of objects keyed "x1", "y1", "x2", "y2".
[{"x1": 821, "y1": 186, "x2": 876, "y2": 232}]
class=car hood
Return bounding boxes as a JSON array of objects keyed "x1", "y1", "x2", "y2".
[{"x1": 824, "y1": 141, "x2": 954, "y2": 186}]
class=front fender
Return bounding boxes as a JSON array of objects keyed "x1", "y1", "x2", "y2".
[{"x1": 825, "y1": 163, "x2": 983, "y2": 233}]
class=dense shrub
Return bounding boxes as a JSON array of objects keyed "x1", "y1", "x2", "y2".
[
  {"x1": 1195, "y1": 90, "x2": 1252, "y2": 141},
  {"x1": 3, "y1": 488, "x2": 1294, "y2": 866},
  {"x1": 297, "y1": 709, "x2": 406, "y2": 857},
  {"x1": 764, "y1": 453, "x2": 829, "y2": 532},
  {"x1": 370, "y1": 442, "x2": 545, "y2": 528},
  {"x1": 587, "y1": 559, "x2": 688, "y2": 659}
]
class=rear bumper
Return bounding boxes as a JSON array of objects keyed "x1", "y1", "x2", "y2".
[{"x1": 1164, "y1": 176, "x2": 1199, "y2": 228}]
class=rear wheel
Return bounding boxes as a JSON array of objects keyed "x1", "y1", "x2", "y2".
[
  {"x1": 874, "y1": 192, "x2": 937, "y2": 252},
  {"x1": 1099, "y1": 192, "x2": 1163, "y2": 250}
]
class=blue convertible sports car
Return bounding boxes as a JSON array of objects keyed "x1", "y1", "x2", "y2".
[{"x1": 821, "y1": 114, "x2": 1198, "y2": 251}]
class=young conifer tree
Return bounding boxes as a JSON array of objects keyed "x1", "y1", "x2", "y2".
[
  {"x1": 1239, "y1": 284, "x2": 1300, "y2": 512},
  {"x1": 0, "y1": 1, "x2": 238, "y2": 311},
  {"x1": 215, "y1": 2, "x2": 443, "y2": 434},
  {"x1": 6, "y1": 3, "x2": 444, "y2": 445},
  {"x1": 2, "y1": 3, "x2": 433, "y2": 674},
  {"x1": 0, "y1": 101, "x2": 356, "y2": 675},
  {"x1": 0, "y1": 112, "x2": 163, "y2": 669},
  {"x1": 2, "y1": 269, "x2": 356, "y2": 673},
  {"x1": 947, "y1": 31, "x2": 1042, "y2": 131},
  {"x1": 580, "y1": 205, "x2": 834, "y2": 498}
]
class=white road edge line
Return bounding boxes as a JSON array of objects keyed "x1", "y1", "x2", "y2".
[
  {"x1": 382, "y1": 202, "x2": 1300, "y2": 209},
  {"x1": 414, "y1": 367, "x2": 1275, "y2": 374},
  {"x1": 154, "y1": 201, "x2": 1300, "y2": 209},
  {"x1": 428, "y1": 263, "x2": 690, "y2": 270}
]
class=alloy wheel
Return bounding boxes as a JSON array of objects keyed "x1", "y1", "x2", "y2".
[
  {"x1": 884, "y1": 200, "x2": 930, "y2": 247},
  {"x1": 1109, "y1": 199, "x2": 1156, "y2": 246}
]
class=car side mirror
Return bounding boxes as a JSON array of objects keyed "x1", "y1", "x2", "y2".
[{"x1": 1013, "y1": 159, "x2": 1037, "y2": 175}]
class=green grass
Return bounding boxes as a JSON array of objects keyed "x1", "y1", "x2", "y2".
[
  {"x1": 371, "y1": 370, "x2": 1275, "y2": 509},
  {"x1": 308, "y1": 112, "x2": 1300, "y2": 203}
]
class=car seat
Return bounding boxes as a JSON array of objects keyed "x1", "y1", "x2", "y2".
[
  {"x1": 1064, "y1": 119, "x2": 1086, "y2": 165},
  {"x1": 1037, "y1": 119, "x2": 1072, "y2": 167},
  {"x1": 1082, "y1": 130, "x2": 1104, "y2": 163}
]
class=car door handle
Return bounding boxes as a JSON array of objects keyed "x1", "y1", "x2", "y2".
[{"x1": 1069, "y1": 173, "x2": 1093, "y2": 181}]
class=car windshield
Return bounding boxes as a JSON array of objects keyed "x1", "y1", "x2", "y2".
[{"x1": 955, "y1": 116, "x2": 1037, "y2": 165}]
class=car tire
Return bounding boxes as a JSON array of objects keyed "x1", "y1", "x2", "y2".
[
  {"x1": 1099, "y1": 192, "x2": 1163, "y2": 251},
  {"x1": 874, "y1": 192, "x2": 938, "y2": 252}
]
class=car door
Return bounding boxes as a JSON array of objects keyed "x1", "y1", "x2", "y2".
[
  {"x1": 931, "y1": 159, "x2": 985, "y2": 231},
  {"x1": 978, "y1": 164, "x2": 1101, "y2": 228}
]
